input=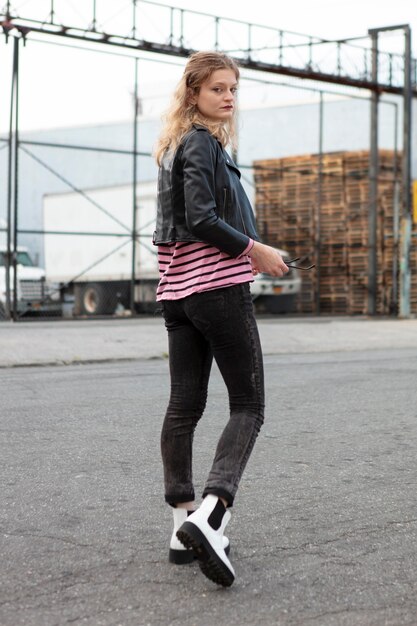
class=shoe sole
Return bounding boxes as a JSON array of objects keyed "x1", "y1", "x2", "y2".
[
  {"x1": 169, "y1": 541, "x2": 231, "y2": 565},
  {"x1": 176, "y1": 522, "x2": 234, "y2": 587},
  {"x1": 169, "y1": 548, "x2": 195, "y2": 564}
]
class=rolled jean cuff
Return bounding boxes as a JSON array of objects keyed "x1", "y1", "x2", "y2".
[
  {"x1": 165, "y1": 492, "x2": 195, "y2": 508},
  {"x1": 202, "y1": 486, "x2": 234, "y2": 508}
]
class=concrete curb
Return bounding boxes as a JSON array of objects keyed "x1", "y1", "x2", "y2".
[{"x1": 1, "y1": 316, "x2": 417, "y2": 367}]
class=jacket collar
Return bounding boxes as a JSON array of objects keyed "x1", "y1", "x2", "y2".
[
  {"x1": 190, "y1": 124, "x2": 241, "y2": 178},
  {"x1": 223, "y1": 152, "x2": 240, "y2": 175}
]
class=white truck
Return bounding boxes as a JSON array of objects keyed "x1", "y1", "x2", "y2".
[
  {"x1": 0, "y1": 220, "x2": 57, "y2": 319},
  {"x1": 42, "y1": 182, "x2": 301, "y2": 316},
  {"x1": 43, "y1": 182, "x2": 158, "y2": 316}
]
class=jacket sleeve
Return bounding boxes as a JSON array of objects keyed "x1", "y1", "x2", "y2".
[{"x1": 181, "y1": 130, "x2": 250, "y2": 258}]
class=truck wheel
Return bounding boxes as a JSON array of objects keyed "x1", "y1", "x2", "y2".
[{"x1": 78, "y1": 283, "x2": 117, "y2": 316}]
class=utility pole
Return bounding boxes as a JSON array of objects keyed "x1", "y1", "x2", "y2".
[
  {"x1": 400, "y1": 25, "x2": 412, "y2": 318},
  {"x1": 368, "y1": 24, "x2": 413, "y2": 318},
  {"x1": 368, "y1": 28, "x2": 379, "y2": 315}
]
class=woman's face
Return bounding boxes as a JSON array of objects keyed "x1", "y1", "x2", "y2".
[{"x1": 192, "y1": 69, "x2": 238, "y2": 123}]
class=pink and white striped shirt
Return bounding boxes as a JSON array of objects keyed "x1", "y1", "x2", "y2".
[{"x1": 156, "y1": 240, "x2": 254, "y2": 301}]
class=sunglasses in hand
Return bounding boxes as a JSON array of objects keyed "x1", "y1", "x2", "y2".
[{"x1": 285, "y1": 257, "x2": 316, "y2": 271}]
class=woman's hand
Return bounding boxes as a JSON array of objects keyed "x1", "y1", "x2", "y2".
[{"x1": 248, "y1": 241, "x2": 289, "y2": 277}]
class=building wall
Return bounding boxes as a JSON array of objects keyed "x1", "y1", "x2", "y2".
[{"x1": 0, "y1": 97, "x2": 415, "y2": 266}]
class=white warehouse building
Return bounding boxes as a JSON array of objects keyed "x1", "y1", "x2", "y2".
[{"x1": 0, "y1": 96, "x2": 416, "y2": 267}]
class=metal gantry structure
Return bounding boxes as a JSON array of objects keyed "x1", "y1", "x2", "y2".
[{"x1": 1, "y1": 0, "x2": 416, "y2": 317}]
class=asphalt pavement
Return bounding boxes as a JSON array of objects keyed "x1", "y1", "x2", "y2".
[{"x1": 1, "y1": 316, "x2": 417, "y2": 625}]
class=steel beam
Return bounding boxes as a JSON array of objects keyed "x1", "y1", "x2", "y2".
[
  {"x1": 1, "y1": 12, "x2": 416, "y2": 97},
  {"x1": 368, "y1": 30, "x2": 378, "y2": 316},
  {"x1": 399, "y1": 26, "x2": 413, "y2": 317},
  {"x1": 130, "y1": 58, "x2": 139, "y2": 315}
]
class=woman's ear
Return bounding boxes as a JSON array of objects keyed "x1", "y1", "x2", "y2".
[{"x1": 187, "y1": 87, "x2": 196, "y2": 106}]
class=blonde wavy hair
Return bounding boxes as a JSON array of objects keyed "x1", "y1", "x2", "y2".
[{"x1": 155, "y1": 51, "x2": 240, "y2": 165}]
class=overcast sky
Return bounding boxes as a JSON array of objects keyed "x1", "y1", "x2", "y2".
[
  {"x1": 173, "y1": 0, "x2": 416, "y2": 47},
  {"x1": 0, "y1": 0, "x2": 415, "y2": 133}
]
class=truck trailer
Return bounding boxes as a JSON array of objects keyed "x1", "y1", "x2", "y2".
[{"x1": 43, "y1": 182, "x2": 301, "y2": 316}]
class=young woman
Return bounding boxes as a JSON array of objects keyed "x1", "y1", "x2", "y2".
[{"x1": 154, "y1": 51, "x2": 288, "y2": 587}]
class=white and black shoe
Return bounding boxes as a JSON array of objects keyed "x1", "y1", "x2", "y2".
[
  {"x1": 169, "y1": 507, "x2": 230, "y2": 565},
  {"x1": 176, "y1": 495, "x2": 235, "y2": 586}
]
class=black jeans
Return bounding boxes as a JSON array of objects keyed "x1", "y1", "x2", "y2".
[{"x1": 161, "y1": 283, "x2": 265, "y2": 507}]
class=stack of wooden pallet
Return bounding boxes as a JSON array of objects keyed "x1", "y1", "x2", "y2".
[{"x1": 254, "y1": 150, "x2": 416, "y2": 315}]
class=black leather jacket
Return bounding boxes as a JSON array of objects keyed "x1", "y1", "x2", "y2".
[{"x1": 153, "y1": 124, "x2": 259, "y2": 258}]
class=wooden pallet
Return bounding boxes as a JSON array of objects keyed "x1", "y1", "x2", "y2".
[{"x1": 254, "y1": 149, "x2": 416, "y2": 315}]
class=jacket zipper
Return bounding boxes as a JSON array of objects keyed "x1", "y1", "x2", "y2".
[
  {"x1": 224, "y1": 187, "x2": 247, "y2": 235},
  {"x1": 237, "y1": 201, "x2": 247, "y2": 235}
]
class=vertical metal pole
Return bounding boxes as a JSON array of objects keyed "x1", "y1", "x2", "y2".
[
  {"x1": 399, "y1": 26, "x2": 412, "y2": 318},
  {"x1": 169, "y1": 7, "x2": 173, "y2": 46},
  {"x1": 214, "y1": 17, "x2": 219, "y2": 51},
  {"x1": 391, "y1": 103, "x2": 400, "y2": 315},
  {"x1": 5, "y1": 36, "x2": 17, "y2": 321},
  {"x1": 388, "y1": 53, "x2": 393, "y2": 86},
  {"x1": 368, "y1": 30, "x2": 379, "y2": 315},
  {"x1": 130, "y1": 58, "x2": 139, "y2": 315},
  {"x1": 179, "y1": 10, "x2": 184, "y2": 48},
  {"x1": 232, "y1": 108, "x2": 239, "y2": 164},
  {"x1": 12, "y1": 36, "x2": 20, "y2": 321},
  {"x1": 315, "y1": 91, "x2": 323, "y2": 315},
  {"x1": 247, "y1": 24, "x2": 252, "y2": 61},
  {"x1": 308, "y1": 37, "x2": 313, "y2": 69},
  {"x1": 279, "y1": 31, "x2": 283, "y2": 66},
  {"x1": 132, "y1": 0, "x2": 137, "y2": 39},
  {"x1": 92, "y1": 0, "x2": 97, "y2": 30},
  {"x1": 337, "y1": 42, "x2": 341, "y2": 74}
]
